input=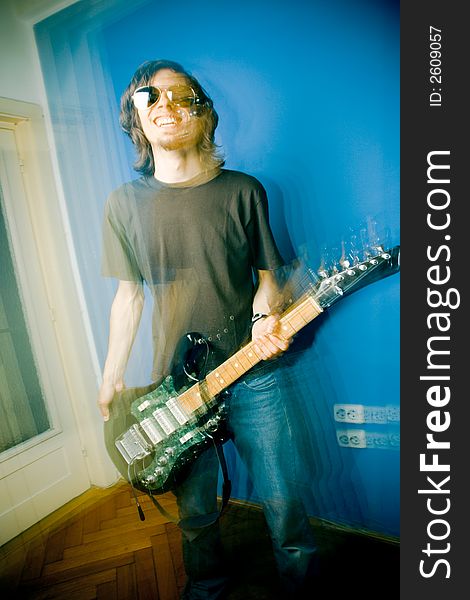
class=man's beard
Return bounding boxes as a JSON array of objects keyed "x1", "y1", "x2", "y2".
[
  {"x1": 159, "y1": 120, "x2": 202, "y2": 152},
  {"x1": 160, "y1": 134, "x2": 193, "y2": 151}
]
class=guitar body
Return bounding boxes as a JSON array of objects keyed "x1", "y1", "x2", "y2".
[
  {"x1": 104, "y1": 245, "x2": 400, "y2": 496},
  {"x1": 104, "y1": 382, "x2": 157, "y2": 487},
  {"x1": 104, "y1": 335, "x2": 230, "y2": 494}
]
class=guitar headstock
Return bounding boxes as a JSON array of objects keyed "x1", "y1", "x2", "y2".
[{"x1": 313, "y1": 245, "x2": 400, "y2": 309}]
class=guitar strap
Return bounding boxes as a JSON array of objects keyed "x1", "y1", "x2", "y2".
[{"x1": 144, "y1": 439, "x2": 232, "y2": 529}]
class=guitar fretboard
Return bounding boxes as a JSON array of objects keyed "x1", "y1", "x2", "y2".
[{"x1": 175, "y1": 293, "x2": 322, "y2": 414}]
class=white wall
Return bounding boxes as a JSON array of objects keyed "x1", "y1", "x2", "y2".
[
  {"x1": 0, "y1": 0, "x2": 117, "y2": 488},
  {"x1": 0, "y1": 4, "x2": 39, "y2": 102},
  {"x1": 0, "y1": 1, "x2": 74, "y2": 102}
]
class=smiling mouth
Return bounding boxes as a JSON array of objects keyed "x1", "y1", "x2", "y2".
[{"x1": 155, "y1": 116, "x2": 178, "y2": 127}]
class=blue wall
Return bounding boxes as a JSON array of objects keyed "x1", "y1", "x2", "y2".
[{"x1": 35, "y1": 0, "x2": 400, "y2": 536}]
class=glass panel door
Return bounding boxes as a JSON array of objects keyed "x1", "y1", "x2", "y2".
[{"x1": 0, "y1": 185, "x2": 51, "y2": 453}]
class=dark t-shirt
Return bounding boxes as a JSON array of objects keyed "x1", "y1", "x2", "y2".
[{"x1": 102, "y1": 169, "x2": 284, "y2": 381}]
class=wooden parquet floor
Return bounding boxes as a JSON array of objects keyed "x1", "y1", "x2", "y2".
[
  {"x1": 0, "y1": 481, "x2": 400, "y2": 599},
  {"x1": 0, "y1": 482, "x2": 186, "y2": 599}
]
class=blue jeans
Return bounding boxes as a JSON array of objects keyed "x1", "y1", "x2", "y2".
[{"x1": 175, "y1": 354, "x2": 318, "y2": 599}]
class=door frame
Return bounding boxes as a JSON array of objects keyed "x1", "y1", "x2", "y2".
[{"x1": 0, "y1": 97, "x2": 118, "y2": 490}]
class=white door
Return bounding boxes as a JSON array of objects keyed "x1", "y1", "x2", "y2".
[{"x1": 0, "y1": 127, "x2": 90, "y2": 546}]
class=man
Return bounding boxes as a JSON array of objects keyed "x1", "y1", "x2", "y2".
[{"x1": 99, "y1": 59, "x2": 317, "y2": 599}]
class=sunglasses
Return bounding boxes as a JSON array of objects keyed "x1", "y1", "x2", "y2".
[{"x1": 132, "y1": 84, "x2": 198, "y2": 110}]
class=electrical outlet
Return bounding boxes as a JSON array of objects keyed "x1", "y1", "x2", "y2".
[
  {"x1": 336, "y1": 429, "x2": 367, "y2": 448},
  {"x1": 386, "y1": 405, "x2": 400, "y2": 423},
  {"x1": 363, "y1": 406, "x2": 388, "y2": 424},
  {"x1": 336, "y1": 429, "x2": 400, "y2": 450},
  {"x1": 334, "y1": 404, "x2": 365, "y2": 424},
  {"x1": 365, "y1": 431, "x2": 390, "y2": 449},
  {"x1": 365, "y1": 431, "x2": 400, "y2": 450},
  {"x1": 334, "y1": 404, "x2": 400, "y2": 424}
]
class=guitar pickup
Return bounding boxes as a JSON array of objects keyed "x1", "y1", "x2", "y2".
[{"x1": 115, "y1": 424, "x2": 152, "y2": 465}]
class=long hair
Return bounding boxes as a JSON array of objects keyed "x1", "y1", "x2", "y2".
[{"x1": 120, "y1": 60, "x2": 224, "y2": 176}]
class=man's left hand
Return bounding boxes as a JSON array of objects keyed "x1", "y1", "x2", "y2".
[{"x1": 251, "y1": 314, "x2": 291, "y2": 360}]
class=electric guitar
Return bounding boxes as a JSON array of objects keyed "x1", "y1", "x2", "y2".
[{"x1": 104, "y1": 245, "x2": 400, "y2": 495}]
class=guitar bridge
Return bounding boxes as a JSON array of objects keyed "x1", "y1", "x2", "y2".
[{"x1": 115, "y1": 424, "x2": 151, "y2": 465}]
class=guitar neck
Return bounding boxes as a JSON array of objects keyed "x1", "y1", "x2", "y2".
[
  {"x1": 174, "y1": 293, "x2": 322, "y2": 415},
  {"x1": 204, "y1": 294, "x2": 322, "y2": 396},
  {"x1": 174, "y1": 245, "x2": 400, "y2": 416}
]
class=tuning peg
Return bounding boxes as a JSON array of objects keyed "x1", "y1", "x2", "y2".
[
  {"x1": 343, "y1": 233, "x2": 361, "y2": 267},
  {"x1": 317, "y1": 244, "x2": 330, "y2": 278},
  {"x1": 359, "y1": 227, "x2": 373, "y2": 259},
  {"x1": 317, "y1": 261, "x2": 328, "y2": 279},
  {"x1": 365, "y1": 218, "x2": 391, "y2": 257},
  {"x1": 328, "y1": 246, "x2": 341, "y2": 274},
  {"x1": 338, "y1": 240, "x2": 350, "y2": 269}
]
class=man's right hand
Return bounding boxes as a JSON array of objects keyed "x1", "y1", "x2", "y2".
[
  {"x1": 98, "y1": 380, "x2": 125, "y2": 422},
  {"x1": 98, "y1": 281, "x2": 144, "y2": 422}
]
